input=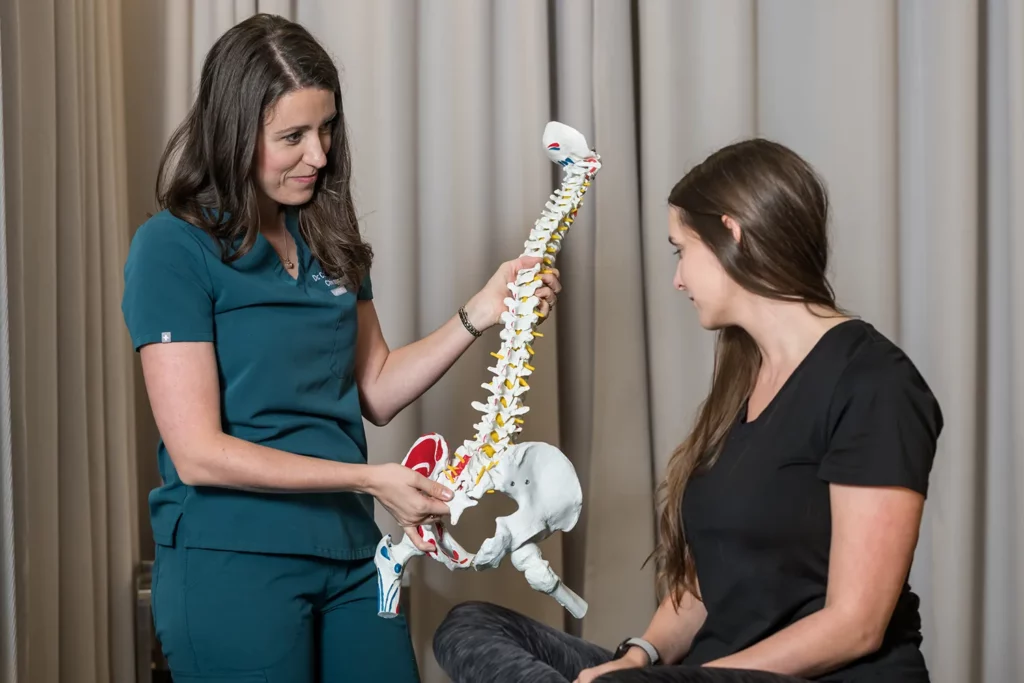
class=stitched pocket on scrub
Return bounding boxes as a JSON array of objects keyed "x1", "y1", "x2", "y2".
[{"x1": 182, "y1": 548, "x2": 312, "y2": 673}]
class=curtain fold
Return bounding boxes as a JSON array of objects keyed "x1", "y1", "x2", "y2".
[
  {"x1": 0, "y1": 17, "x2": 17, "y2": 683},
  {"x1": 982, "y1": 1, "x2": 1024, "y2": 679},
  {"x1": 898, "y1": 3, "x2": 982, "y2": 680},
  {"x1": 578, "y1": 0, "x2": 657, "y2": 647},
  {"x1": 1, "y1": 0, "x2": 138, "y2": 681},
  {"x1": 759, "y1": 1, "x2": 900, "y2": 334},
  {"x1": 550, "y1": 0, "x2": 598, "y2": 640},
  {"x1": 637, "y1": 0, "x2": 752, "y2": 481}
]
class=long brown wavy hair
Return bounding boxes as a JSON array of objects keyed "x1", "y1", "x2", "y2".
[
  {"x1": 655, "y1": 138, "x2": 841, "y2": 607},
  {"x1": 155, "y1": 13, "x2": 371, "y2": 287}
]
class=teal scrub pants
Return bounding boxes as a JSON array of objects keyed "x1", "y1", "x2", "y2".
[{"x1": 151, "y1": 544, "x2": 420, "y2": 682}]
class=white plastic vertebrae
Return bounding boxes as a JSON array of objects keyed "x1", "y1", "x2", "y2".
[
  {"x1": 374, "y1": 122, "x2": 600, "y2": 620},
  {"x1": 444, "y1": 142, "x2": 599, "y2": 497}
]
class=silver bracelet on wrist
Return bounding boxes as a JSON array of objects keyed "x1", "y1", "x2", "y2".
[{"x1": 458, "y1": 306, "x2": 483, "y2": 338}]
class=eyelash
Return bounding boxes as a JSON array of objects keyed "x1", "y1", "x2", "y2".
[{"x1": 285, "y1": 122, "x2": 335, "y2": 145}]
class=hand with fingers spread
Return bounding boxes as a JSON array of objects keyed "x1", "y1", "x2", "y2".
[
  {"x1": 365, "y1": 462, "x2": 453, "y2": 552},
  {"x1": 461, "y1": 255, "x2": 562, "y2": 334}
]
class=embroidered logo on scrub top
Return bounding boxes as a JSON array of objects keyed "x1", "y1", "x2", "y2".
[
  {"x1": 161, "y1": 332, "x2": 172, "y2": 343},
  {"x1": 311, "y1": 271, "x2": 348, "y2": 296}
]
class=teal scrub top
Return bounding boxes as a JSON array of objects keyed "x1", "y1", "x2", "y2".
[{"x1": 121, "y1": 208, "x2": 382, "y2": 560}]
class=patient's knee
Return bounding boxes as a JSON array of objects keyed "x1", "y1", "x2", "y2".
[
  {"x1": 434, "y1": 602, "x2": 499, "y2": 647},
  {"x1": 433, "y1": 601, "x2": 509, "y2": 672}
]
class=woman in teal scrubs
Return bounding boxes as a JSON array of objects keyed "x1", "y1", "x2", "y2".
[{"x1": 121, "y1": 14, "x2": 560, "y2": 683}]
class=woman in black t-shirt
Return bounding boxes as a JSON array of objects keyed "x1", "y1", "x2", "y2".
[{"x1": 432, "y1": 139, "x2": 941, "y2": 683}]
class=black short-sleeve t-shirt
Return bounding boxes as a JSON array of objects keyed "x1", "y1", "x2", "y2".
[{"x1": 680, "y1": 319, "x2": 943, "y2": 682}]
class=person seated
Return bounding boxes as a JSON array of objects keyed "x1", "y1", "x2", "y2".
[{"x1": 432, "y1": 138, "x2": 941, "y2": 683}]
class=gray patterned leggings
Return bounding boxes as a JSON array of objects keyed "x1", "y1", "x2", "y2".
[{"x1": 433, "y1": 601, "x2": 812, "y2": 683}]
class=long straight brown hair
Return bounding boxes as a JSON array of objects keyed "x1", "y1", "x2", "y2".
[
  {"x1": 155, "y1": 13, "x2": 371, "y2": 288},
  {"x1": 655, "y1": 138, "x2": 841, "y2": 607}
]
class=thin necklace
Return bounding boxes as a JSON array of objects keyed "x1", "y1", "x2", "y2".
[
  {"x1": 273, "y1": 212, "x2": 294, "y2": 269},
  {"x1": 261, "y1": 212, "x2": 295, "y2": 269},
  {"x1": 281, "y1": 233, "x2": 294, "y2": 269}
]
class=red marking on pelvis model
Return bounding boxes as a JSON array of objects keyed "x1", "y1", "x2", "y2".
[
  {"x1": 417, "y1": 525, "x2": 439, "y2": 555},
  {"x1": 403, "y1": 433, "x2": 446, "y2": 476}
]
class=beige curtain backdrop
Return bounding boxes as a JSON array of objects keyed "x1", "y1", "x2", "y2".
[
  {"x1": 1, "y1": 1, "x2": 1021, "y2": 682},
  {"x1": 0, "y1": 0, "x2": 140, "y2": 682},
  {"x1": 0, "y1": 13, "x2": 18, "y2": 682}
]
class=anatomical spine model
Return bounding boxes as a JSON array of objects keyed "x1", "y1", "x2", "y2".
[{"x1": 375, "y1": 122, "x2": 601, "y2": 620}]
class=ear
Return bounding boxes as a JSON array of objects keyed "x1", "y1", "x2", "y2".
[{"x1": 721, "y1": 215, "x2": 742, "y2": 244}]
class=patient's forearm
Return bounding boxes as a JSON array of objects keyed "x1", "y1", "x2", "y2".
[{"x1": 640, "y1": 590, "x2": 707, "y2": 665}]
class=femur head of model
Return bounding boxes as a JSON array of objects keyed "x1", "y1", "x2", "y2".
[
  {"x1": 155, "y1": 12, "x2": 371, "y2": 288},
  {"x1": 655, "y1": 138, "x2": 841, "y2": 605}
]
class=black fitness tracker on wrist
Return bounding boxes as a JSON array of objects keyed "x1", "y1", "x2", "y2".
[{"x1": 612, "y1": 637, "x2": 660, "y2": 666}]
